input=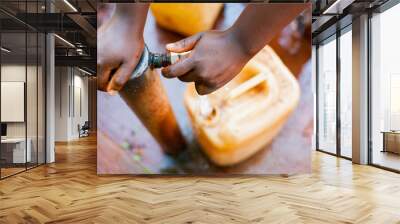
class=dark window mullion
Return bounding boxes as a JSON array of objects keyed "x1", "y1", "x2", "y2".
[
  {"x1": 367, "y1": 11, "x2": 373, "y2": 165},
  {"x1": 72, "y1": 68, "x2": 75, "y2": 118},
  {"x1": 44, "y1": 0, "x2": 48, "y2": 165},
  {"x1": 336, "y1": 28, "x2": 341, "y2": 157},
  {"x1": 25, "y1": 0, "x2": 28, "y2": 171},
  {"x1": 316, "y1": 44, "x2": 320, "y2": 151},
  {"x1": 36, "y1": 0, "x2": 39, "y2": 167}
]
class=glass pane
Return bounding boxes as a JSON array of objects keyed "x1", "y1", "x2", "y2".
[
  {"x1": 312, "y1": 45, "x2": 317, "y2": 151},
  {"x1": 1, "y1": 30, "x2": 27, "y2": 177},
  {"x1": 27, "y1": 31, "x2": 38, "y2": 169},
  {"x1": 340, "y1": 29, "x2": 352, "y2": 158},
  {"x1": 26, "y1": 0, "x2": 39, "y2": 169},
  {"x1": 371, "y1": 3, "x2": 400, "y2": 171},
  {"x1": 38, "y1": 32, "x2": 45, "y2": 165},
  {"x1": 318, "y1": 37, "x2": 337, "y2": 154},
  {"x1": 0, "y1": 1, "x2": 46, "y2": 178}
]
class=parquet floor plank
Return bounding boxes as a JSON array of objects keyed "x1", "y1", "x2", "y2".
[{"x1": 0, "y1": 135, "x2": 399, "y2": 223}]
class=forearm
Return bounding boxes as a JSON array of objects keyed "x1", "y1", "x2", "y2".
[
  {"x1": 228, "y1": 4, "x2": 308, "y2": 57},
  {"x1": 114, "y1": 3, "x2": 149, "y2": 37}
]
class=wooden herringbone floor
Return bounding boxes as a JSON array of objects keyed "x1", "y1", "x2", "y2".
[{"x1": 1, "y1": 135, "x2": 400, "y2": 224}]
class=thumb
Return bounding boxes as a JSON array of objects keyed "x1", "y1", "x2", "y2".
[{"x1": 166, "y1": 32, "x2": 203, "y2": 53}]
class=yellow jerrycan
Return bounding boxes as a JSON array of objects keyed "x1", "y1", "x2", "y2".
[
  {"x1": 150, "y1": 3, "x2": 223, "y2": 36},
  {"x1": 184, "y1": 46, "x2": 300, "y2": 166}
]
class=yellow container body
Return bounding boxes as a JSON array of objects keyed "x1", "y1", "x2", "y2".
[
  {"x1": 184, "y1": 46, "x2": 300, "y2": 166},
  {"x1": 150, "y1": 3, "x2": 224, "y2": 36}
]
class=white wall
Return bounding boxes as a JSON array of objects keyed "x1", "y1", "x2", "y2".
[
  {"x1": 54, "y1": 66, "x2": 69, "y2": 141},
  {"x1": 1, "y1": 82, "x2": 25, "y2": 122},
  {"x1": 72, "y1": 73, "x2": 89, "y2": 137},
  {"x1": 54, "y1": 67, "x2": 89, "y2": 141}
]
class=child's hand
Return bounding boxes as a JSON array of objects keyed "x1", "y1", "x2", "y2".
[{"x1": 161, "y1": 30, "x2": 252, "y2": 95}]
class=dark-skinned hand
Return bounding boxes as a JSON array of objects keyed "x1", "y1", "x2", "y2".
[
  {"x1": 97, "y1": 4, "x2": 148, "y2": 93},
  {"x1": 161, "y1": 30, "x2": 252, "y2": 95},
  {"x1": 161, "y1": 4, "x2": 307, "y2": 95}
]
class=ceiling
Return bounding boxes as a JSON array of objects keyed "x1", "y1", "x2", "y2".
[
  {"x1": 0, "y1": 0, "x2": 96, "y2": 73},
  {"x1": 2, "y1": 0, "x2": 395, "y2": 72},
  {"x1": 312, "y1": 0, "x2": 392, "y2": 44}
]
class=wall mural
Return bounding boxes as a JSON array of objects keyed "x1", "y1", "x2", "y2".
[{"x1": 97, "y1": 3, "x2": 313, "y2": 175}]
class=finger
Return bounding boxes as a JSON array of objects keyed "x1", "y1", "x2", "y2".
[
  {"x1": 97, "y1": 66, "x2": 112, "y2": 91},
  {"x1": 178, "y1": 71, "x2": 197, "y2": 82},
  {"x1": 107, "y1": 62, "x2": 135, "y2": 92},
  {"x1": 195, "y1": 82, "x2": 215, "y2": 95},
  {"x1": 166, "y1": 33, "x2": 203, "y2": 53},
  {"x1": 161, "y1": 57, "x2": 194, "y2": 78}
]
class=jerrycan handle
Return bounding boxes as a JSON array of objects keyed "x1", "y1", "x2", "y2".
[{"x1": 227, "y1": 73, "x2": 267, "y2": 101}]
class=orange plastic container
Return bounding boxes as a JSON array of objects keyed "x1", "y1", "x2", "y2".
[
  {"x1": 184, "y1": 46, "x2": 300, "y2": 166},
  {"x1": 150, "y1": 3, "x2": 223, "y2": 36}
]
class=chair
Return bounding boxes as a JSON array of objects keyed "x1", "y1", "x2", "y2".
[{"x1": 78, "y1": 121, "x2": 90, "y2": 138}]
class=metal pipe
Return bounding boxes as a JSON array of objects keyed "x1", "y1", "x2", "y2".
[{"x1": 119, "y1": 46, "x2": 186, "y2": 154}]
